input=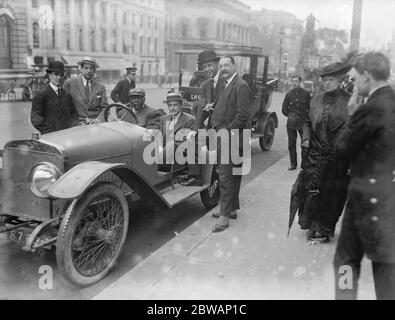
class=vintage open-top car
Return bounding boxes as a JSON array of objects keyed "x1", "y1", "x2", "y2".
[{"x1": 0, "y1": 104, "x2": 220, "y2": 286}]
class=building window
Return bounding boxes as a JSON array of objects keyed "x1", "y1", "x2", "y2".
[
  {"x1": 91, "y1": 30, "x2": 95, "y2": 51},
  {"x1": 32, "y1": 0, "x2": 38, "y2": 8},
  {"x1": 65, "y1": 0, "x2": 69, "y2": 14},
  {"x1": 90, "y1": 2, "x2": 95, "y2": 20},
  {"x1": 132, "y1": 14, "x2": 135, "y2": 25},
  {"x1": 197, "y1": 17, "x2": 209, "y2": 39},
  {"x1": 181, "y1": 22, "x2": 188, "y2": 38},
  {"x1": 102, "y1": 30, "x2": 106, "y2": 51},
  {"x1": 113, "y1": 6, "x2": 117, "y2": 21},
  {"x1": 139, "y1": 35, "x2": 144, "y2": 55},
  {"x1": 112, "y1": 30, "x2": 116, "y2": 52},
  {"x1": 123, "y1": 12, "x2": 127, "y2": 25},
  {"x1": 33, "y1": 22, "x2": 40, "y2": 48},
  {"x1": 79, "y1": 0, "x2": 83, "y2": 16},
  {"x1": 140, "y1": 15, "x2": 144, "y2": 28},
  {"x1": 216, "y1": 21, "x2": 221, "y2": 38},
  {"x1": 101, "y1": 3, "x2": 106, "y2": 21},
  {"x1": 79, "y1": 28, "x2": 83, "y2": 51},
  {"x1": 147, "y1": 37, "x2": 151, "y2": 55},
  {"x1": 154, "y1": 38, "x2": 158, "y2": 55},
  {"x1": 123, "y1": 31, "x2": 128, "y2": 54},
  {"x1": 131, "y1": 33, "x2": 136, "y2": 53},
  {"x1": 155, "y1": 17, "x2": 158, "y2": 30}
]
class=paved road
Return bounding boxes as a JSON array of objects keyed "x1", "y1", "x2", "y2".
[{"x1": 0, "y1": 92, "x2": 289, "y2": 299}]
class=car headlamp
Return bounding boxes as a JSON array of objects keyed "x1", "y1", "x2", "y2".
[{"x1": 30, "y1": 162, "x2": 60, "y2": 198}]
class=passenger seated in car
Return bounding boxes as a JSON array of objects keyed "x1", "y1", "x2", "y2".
[
  {"x1": 159, "y1": 90, "x2": 202, "y2": 186},
  {"x1": 116, "y1": 88, "x2": 162, "y2": 129}
]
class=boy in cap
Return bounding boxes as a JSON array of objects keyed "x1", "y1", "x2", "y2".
[
  {"x1": 63, "y1": 56, "x2": 107, "y2": 124},
  {"x1": 111, "y1": 67, "x2": 137, "y2": 104},
  {"x1": 31, "y1": 61, "x2": 79, "y2": 134}
]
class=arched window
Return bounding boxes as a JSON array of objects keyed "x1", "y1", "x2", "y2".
[
  {"x1": 33, "y1": 22, "x2": 40, "y2": 48},
  {"x1": 197, "y1": 17, "x2": 209, "y2": 39},
  {"x1": 181, "y1": 22, "x2": 188, "y2": 37},
  {"x1": 0, "y1": 15, "x2": 12, "y2": 68},
  {"x1": 91, "y1": 30, "x2": 95, "y2": 51}
]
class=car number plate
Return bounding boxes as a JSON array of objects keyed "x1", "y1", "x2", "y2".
[{"x1": 7, "y1": 229, "x2": 51, "y2": 248}]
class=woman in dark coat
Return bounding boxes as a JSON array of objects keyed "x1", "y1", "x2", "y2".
[{"x1": 297, "y1": 62, "x2": 351, "y2": 243}]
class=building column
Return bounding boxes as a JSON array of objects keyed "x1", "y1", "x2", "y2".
[
  {"x1": 106, "y1": 3, "x2": 112, "y2": 52},
  {"x1": 26, "y1": 0, "x2": 33, "y2": 52},
  {"x1": 82, "y1": 0, "x2": 90, "y2": 51},
  {"x1": 53, "y1": 0, "x2": 62, "y2": 49},
  {"x1": 94, "y1": 1, "x2": 101, "y2": 52},
  {"x1": 116, "y1": 6, "x2": 123, "y2": 53},
  {"x1": 69, "y1": 0, "x2": 76, "y2": 50}
]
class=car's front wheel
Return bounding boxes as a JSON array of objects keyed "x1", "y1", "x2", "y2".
[{"x1": 56, "y1": 182, "x2": 129, "y2": 286}]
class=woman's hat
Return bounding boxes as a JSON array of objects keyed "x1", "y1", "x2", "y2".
[
  {"x1": 197, "y1": 50, "x2": 219, "y2": 65},
  {"x1": 320, "y1": 62, "x2": 351, "y2": 78},
  {"x1": 46, "y1": 61, "x2": 65, "y2": 73},
  {"x1": 77, "y1": 56, "x2": 99, "y2": 69}
]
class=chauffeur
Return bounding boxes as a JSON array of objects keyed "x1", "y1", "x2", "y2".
[
  {"x1": 282, "y1": 75, "x2": 311, "y2": 170},
  {"x1": 111, "y1": 67, "x2": 137, "y2": 104},
  {"x1": 63, "y1": 56, "x2": 107, "y2": 124}
]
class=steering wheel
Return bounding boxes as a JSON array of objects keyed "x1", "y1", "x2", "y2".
[{"x1": 103, "y1": 103, "x2": 138, "y2": 123}]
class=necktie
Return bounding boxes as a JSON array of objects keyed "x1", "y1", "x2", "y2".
[
  {"x1": 85, "y1": 82, "x2": 90, "y2": 101},
  {"x1": 209, "y1": 79, "x2": 215, "y2": 102},
  {"x1": 57, "y1": 86, "x2": 61, "y2": 96},
  {"x1": 169, "y1": 117, "x2": 175, "y2": 131}
]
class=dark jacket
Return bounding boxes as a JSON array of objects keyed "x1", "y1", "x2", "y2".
[
  {"x1": 210, "y1": 74, "x2": 251, "y2": 131},
  {"x1": 118, "y1": 104, "x2": 162, "y2": 130},
  {"x1": 31, "y1": 85, "x2": 79, "y2": 134},
  {"x1": 193, "y1": 74, "x2": 226, "y2": 131},
  {"x1": 111, "y1": 78, "x2": 135, "y2": 104},
  {"x1": 282, "y1": 87, "x2": 311, "y2": 130},
  {"x1": 335, "y1": 85, "x2": 395, "y2": 262}
]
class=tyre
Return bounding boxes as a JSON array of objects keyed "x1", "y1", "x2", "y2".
[
  {"x1": 259, "y1": 117, "x2": 275, "y2": 151},
  {"x1": 200, "y1": 166, "x2": 220, "y2": 209},
  {"x1": 56, "y1": 182, "x2": 129, "y2": 286}
]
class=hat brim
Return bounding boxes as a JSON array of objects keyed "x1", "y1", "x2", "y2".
[
  {"x1": 46, "y1": 69, "x2": 65, "y2": 73},
  {"x1": 320, "y1": 65, "x2": 352, "y2": 78},
  {"x1": 198, "y1": 57, "x2": 220, "y2": 65},
  {"x1": 78, "y1": 61, "x2": 99, "y2": 68},
  {"x1": 163, "y1": 98, "x2": 185, "y2": 103}
]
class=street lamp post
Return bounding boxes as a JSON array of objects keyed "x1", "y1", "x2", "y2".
[{"x1": 278, "y1": 30, "x2": 285, "y2": 79}]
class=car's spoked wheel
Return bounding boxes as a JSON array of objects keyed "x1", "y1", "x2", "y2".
[
  {"x1": 200, "y1": 166, "x2": 220, "y2": 209},
  {"x1": 259, "y1": 118, "x2": 275, "y2": 151},
  {"x1": 56, "y1": 183, "x2": 129, "y2": 286}
]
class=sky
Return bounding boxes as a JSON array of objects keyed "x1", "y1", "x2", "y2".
[{"x1": 241, "y1": 0, "x2": 395, "y2": 49}]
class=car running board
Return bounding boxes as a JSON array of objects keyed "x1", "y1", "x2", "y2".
[{"x1": 160, "y1": 183, "x2": 210, "y2": 207}]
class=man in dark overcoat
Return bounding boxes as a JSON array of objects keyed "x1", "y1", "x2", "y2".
[
  {"x1": 334, "y1": 51, "x2": 395, "y2": 300},
  {"x1": 282, "y1": 75, "x2": 311, "y2": 170},
  {"x1": 31, "y1": 61, "x2": 79, "y2": 134},
  {"x1": 209, "y1": 56, "x2": 251, "y2": 232},
  {"x1": 111, "y1": 67, "x2": 137, "y2": 104}
]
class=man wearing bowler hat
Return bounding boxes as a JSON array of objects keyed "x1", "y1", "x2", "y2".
[
  {"x1": 111, "y1": 67, "x2": 137, "y2": 104},
  {"x1": 63, "y1": 56, "x2": 108, "y2": 124},
  {"x1": 31, "y1": 61, "x2": 79, "y2": 134}
]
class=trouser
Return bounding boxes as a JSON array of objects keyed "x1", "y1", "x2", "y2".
[
  {"x1": 287, "y1": 127, "x2": 303, "y2": 166},
  {"x1": 334, "y1": 205, "x2": 395, "y2": 300}
]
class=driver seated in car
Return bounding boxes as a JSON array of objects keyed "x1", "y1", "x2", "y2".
[
  {"x1": 113, "y1": 88, "x2": 162, "y2": 129},
  {"x1": 158, "y1": 90, "x2": 202, "y2": 186}
]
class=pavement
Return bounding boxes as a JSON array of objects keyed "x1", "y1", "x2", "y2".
[{"x1": 93, "y1": 155, "x2": 376, "y2": 300}]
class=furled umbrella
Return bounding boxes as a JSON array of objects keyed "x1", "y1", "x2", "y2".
[{"x1": 288, "y1": 168, "x2": 307, "y2": 237}]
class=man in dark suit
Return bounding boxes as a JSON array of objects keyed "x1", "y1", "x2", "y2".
[
  {"x1": 209, "y1": 56, "x2": 251, "y2": 233},
  {"x1": 63, "y1": 56, "x2": 107, "y2": 124},
  {"x1": 31, "y1": 61, "x2": 79, "y2": 134},
  {"x1": 111, "y1": 67, "x2": 137, "y2": 104},
  {"x1": 334, "y1": 52, "x2": 395, "y2": 300},
  {"x1": 282, "y1": 75, "x2": 311, "y2": 170}
]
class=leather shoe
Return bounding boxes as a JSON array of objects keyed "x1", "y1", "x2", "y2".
[
  {"x1": 179, "y1": 176, "x2": 203, "y2": 186},
  {"x1": 212, "y1": 216, "x2": 229, "y2": 233},
  {"x1": 212, "y1": 211, "x2": 237, "y2": 219},
  {"x1": 288, "y1": 165, "x2": 297, "y2": 171}
]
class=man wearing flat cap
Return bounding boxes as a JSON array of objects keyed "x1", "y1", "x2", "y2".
[
  {"x1": 115, "y1": 88, "x2": 162, "y2": 129},
  {"x1": 63, "y1": 56, "x2": 108, "y2": 124},
  {"x1": 111, "y1": 67, "x2": 137, "y2": 104},
  {"x1": 31, "y1": 61, "x2": 79, "y2": 134}
]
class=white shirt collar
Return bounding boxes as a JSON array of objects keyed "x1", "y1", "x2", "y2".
[
  {"x1": 171, "y1": 112, "x2": 181, "y2": 123},
  {"x1": 225, "y1": 72, "x2": 237, "y2": 88},
  {"x1": 212, "y1": 71, "x2": 220, "y2": 87},
  {"x1": 49, "y1": 82, "x2": 60, "y2": 95},
  {"x1": 82, "y1": 76, "x2": 91, "y2": 87}
]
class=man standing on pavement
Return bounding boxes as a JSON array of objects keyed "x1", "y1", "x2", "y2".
[
  {"x1": 209, "y1": 56, "x2": 251, "y2": 233},
  {"x1": 282, "y1": 75, "x2": 311, "y2": 170},
  {"x1": 31, "y1": 61, "x2": 79, "y2": 134},
  {"x1": 63, "y1": 56, "x2": 107, "y2": 124},
  {"x1": 334, "y1": 52, "x2": 395, "y2": 300},
  {"x1": 111, "y1": 67, "x2": 137, "y2": 104},
  {"x1": 182, "y1": 50, "x2": 225, "y2": 186}
]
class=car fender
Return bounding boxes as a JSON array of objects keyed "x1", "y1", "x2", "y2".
[
  {"x1": 259, "y1": 111, "x2": 278, "y2": 129},
  {"x1": 48, "y1": 161, "x2": 169, "y2": 209}
]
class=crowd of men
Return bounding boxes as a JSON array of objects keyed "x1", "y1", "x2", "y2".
[{"x1": 29, "y1": 49, "x2": 395, "y2": 299}]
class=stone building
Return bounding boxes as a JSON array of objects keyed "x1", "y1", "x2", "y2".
[
  {"x1": 25, "y1": 0, "x2": 165, "y2": 83},
  {"x1": 165, "y1": 0, "x2": 252, "y2": 77},
  {"x1": 0, "y1": 0, "x2": 30, "y2": 78}
]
